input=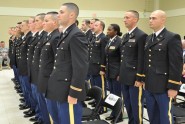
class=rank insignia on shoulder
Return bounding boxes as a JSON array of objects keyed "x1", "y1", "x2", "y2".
[
  {"x1": 46, "y1": 42, "x2": 50, "y2": 45},
  {"x1": 109, "y1": 46, "x2": 115, "y2": 49},
  {"x1": 96, "y1": 40, "x2": 100, "y2": 43},
  {"x1": 128, "y1": 39, "x2": 135, "y2": 42}
]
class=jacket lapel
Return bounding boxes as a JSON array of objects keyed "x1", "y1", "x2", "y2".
[
  {"x1": 121, "y1": 27, "x2": 138, "y2": 45},
  {"x1": 147, "y1": 28, "x2": 166, "y2": 48},
  {"x1": 57, "y1": 24, "x2": 76, "y2": 47}
]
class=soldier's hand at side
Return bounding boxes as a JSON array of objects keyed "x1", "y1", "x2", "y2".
[
  {"x1": 168, "y1": 89, "x2": 178, "y2": 98},
  {"x1": 182, "y1": 64, "x2": 185, "y2": 75},
  {"x1": 68, "y1": 96, "x2": 77, "y2": 104},
  {"x1": 134, "y1": 81, "x2": 143, "y2": 87},
  {"x1": 116, "y1": 76, "x2": 119, "y2": 81},
  {"x1": 99, "y1": 71, "x2": 105, "y2": 75}
]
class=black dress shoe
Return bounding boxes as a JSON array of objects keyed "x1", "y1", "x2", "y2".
[
  {"x1": 19, "y1": 103, "x2": 26, "y2": 107},
  {"x1": 85, "y1": 97, "x2": 93, "y2": 101},
  {"x1": 17, "y1": 90, "x2": 23, "y2": 94},
  {"x1": 11, "y1": 78, "x2": 16, "y2": 81},
  {"x1": 30, "y1": 117, "x2": 39, "y2": 122},
  {"x1": 88, "y1": 101, "x2": 95, "y2": 105},
  {"x1": 19, "y1": 105, "x2": 29, "y2": 110},
  {"x1": 105, "y1": 115, "x2": 115, "y2": 120},
  {"x1": 24, "y1": 111, "x2": 35, "y2": 118},
  {"x1": 91, "y1": 103, "x2": 96, "y2": 107},
  {"x1": 111, "y1": 118, "x2": 123, "y2": 123},
  {"x1": 19, "y1": 93, "x2": 24, "y2": 97},
  {"x1": 14, "y1": 85, "x2": 21, "y2": 90},
  {"x1": 19, "y1": 98, "x2": 25, "y2": 100},
  {"x1": 23, "y1": 109, "x2": 34, "y2": 114},
  {"x1": 24, "y1": 109, "x2": 35, "y2": 115},
  {"x1": 33, "y1": 120, "x2": 44, "y2": 124}
]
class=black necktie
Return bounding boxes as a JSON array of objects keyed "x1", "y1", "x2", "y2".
[
  {"x1": 126, "y1": 33, "x2": 129, "y2": 39},
  {"x1": 152, "y1": 33, "x2": 156, "y2": 42}
]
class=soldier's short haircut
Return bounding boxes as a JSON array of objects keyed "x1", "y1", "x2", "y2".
[
  {"x1": 46, "y1": 11, "x2": 58, "y2": 21},
  {"x1": 127, "y1": 10, "x2": 139, "y2": 19},
  {"x1": 91, "y1": 18, "x2": 99, "y2": 22},
  {"x1": 62, "y1": 3, "x2": 79, "y2": 17},
  {"x1": 0, "y1": 41, "x2": 5, "y2": 43},
  {"x1": 83, "y1": 19, "x2": 90, "y2": 25},
  {"x1": 17, "y1": 22, "x2": 22, "y2": 24},
  {"x1": 36, "y1": 13, "x2": 46, "y2": 21},
  {"x1": 29, "y1": 16, "x2": 35, "y2": 22},
  {"x1": 22, "y1": 20, "x2": 29, "y2": 24},
  {"x1": 47, "y1": 11, "x2": 58, "y2": 15}
]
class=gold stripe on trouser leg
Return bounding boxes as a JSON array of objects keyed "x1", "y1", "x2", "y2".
[
  {"x1": 168, "y1": 98, "x2": 172, "y2": 124},
  {"x1": 69, "y1": 104, "x2": 75, "y2": 124},
  {"x1": 87, "y1": 79, "x2": 91, "y2": 88},
  {"x1": 101, "y1": 75, "x2": 106, "y2": 111},
  {"x1": 138, "y1": 86, "x2": 143, "y2": 124},
  {"x1": 49, "y1": 114, "x2": 53, "y2": 124}
]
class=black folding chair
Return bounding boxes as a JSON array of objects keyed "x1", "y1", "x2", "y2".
[
  {"x1": 82, "y1": 86, "x2": 102, "y2": 121},
  {"x1": 82, "y1": 97, "x2": 123, "y2": 124}
]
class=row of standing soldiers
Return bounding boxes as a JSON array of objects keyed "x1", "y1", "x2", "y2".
[{"x1": 8, "y1": 9, "x2": 183, "y2": 124}]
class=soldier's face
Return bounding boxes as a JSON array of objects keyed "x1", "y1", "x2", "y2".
[
  {"x1": 35, "y1": 16, "x2": 44, "y2": 30},
  {"x1": 81, "y1": 21, "x2": 87, "y2": 31},
  {"x1": 90, "y1": 20, "x2": 95, "y2": 31},
  {"x1": 149, "y1": 12, "x2": 165, "y2": 31},
  {"x1": 43, "y1": 15, "x2": 55, "y2": 32},
  {"x1": 28, "y1": 18, "x2": 35, "y2": 31},
  {"x1": 94, "y1": 21, "x2": 101, "y2": 34},
  {"x1": 107, "y1": 25, "x2": 116, "y2": 38},
  {"x1": 58, "y1": 6, "x2": 70, "y2": 26},
  {"x1": 21, "y1": 22, "x2": 29, "y2": 33},
  {"x1": 123, "y1": 12, "x2": 137, "y2": 29}
]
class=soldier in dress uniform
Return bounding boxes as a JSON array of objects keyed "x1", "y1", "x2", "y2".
[
  {"x1": 144, "y1": 10, "x2": 183, "y2": 124},
  {"x1": 25, "y1": 16, "x2": 42, "y2": 123},
  {"x1": 104, "y1": 24, "x2": 123, "y2": 123},
  {"x1": 37, "y1": 11, "x2": 60, "y2": 124},
  {"x1": 88, "y1": 20, "x2": 107, "y2": 86},
  {"x1": 29, "y1": 13, "x2": 49, "y2": 124},
  {"x1": 119, "y1": 10, "x2": 147, "y2": 124},
  {"x1": 81, "y1": 19, "x2": 93, "y2": 43},
  {"x1": 8, "y1": 27, "x2": 14, "y2": 69},
  {"x1": 18, "y1": 20, "x2": 33, "y2": 113},
  {"x1": 46, "y1": 3, "x2": 89, "y2": 124},
  {"x1": 13, "y1": 23, "x2": 23, "y2": 94}
]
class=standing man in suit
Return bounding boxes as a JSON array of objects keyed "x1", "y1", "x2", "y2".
[
  {"x1": 119, "y1": 10, "x2": 147, "y2": 124},
  {"x1": 30, "y1": 13, "x2": 49, "y2": 124},
  {"x1": 46, "y1": 3, "x2": 89, "y2": 124},
  {"x1": 81, "y1": 19, "x2": 93, "y2": 43},
  {"x1": 37, "y1": 11, "x2": 60, "y2": 124},
  {"x1": 18, "y1": 20, "x2": 33, "y2": 112},
  {"x1": 144, "y1": 10, "x2": 183, "y2": 124},
  {"x1": 88, "y1": 20, "x2": 107, "y2": 87}
]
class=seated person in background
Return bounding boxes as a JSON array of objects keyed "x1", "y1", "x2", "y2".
[{"x1": 0, "y1": 41, "x2": 10, "y2": 70}]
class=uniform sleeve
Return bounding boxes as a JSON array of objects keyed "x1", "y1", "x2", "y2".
[
  {"x1": 167, "y1": 34, "x2": 183, "y2": 90},
  {"x1": 100, "y1": 37, "x2": 108, "y2": 72},
  {"x1": 136, "y1": 33, "x2": 147, "y2": 81},
  {"x1": 69, "y1": 32, "x2": 89, "y2": 98}
]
